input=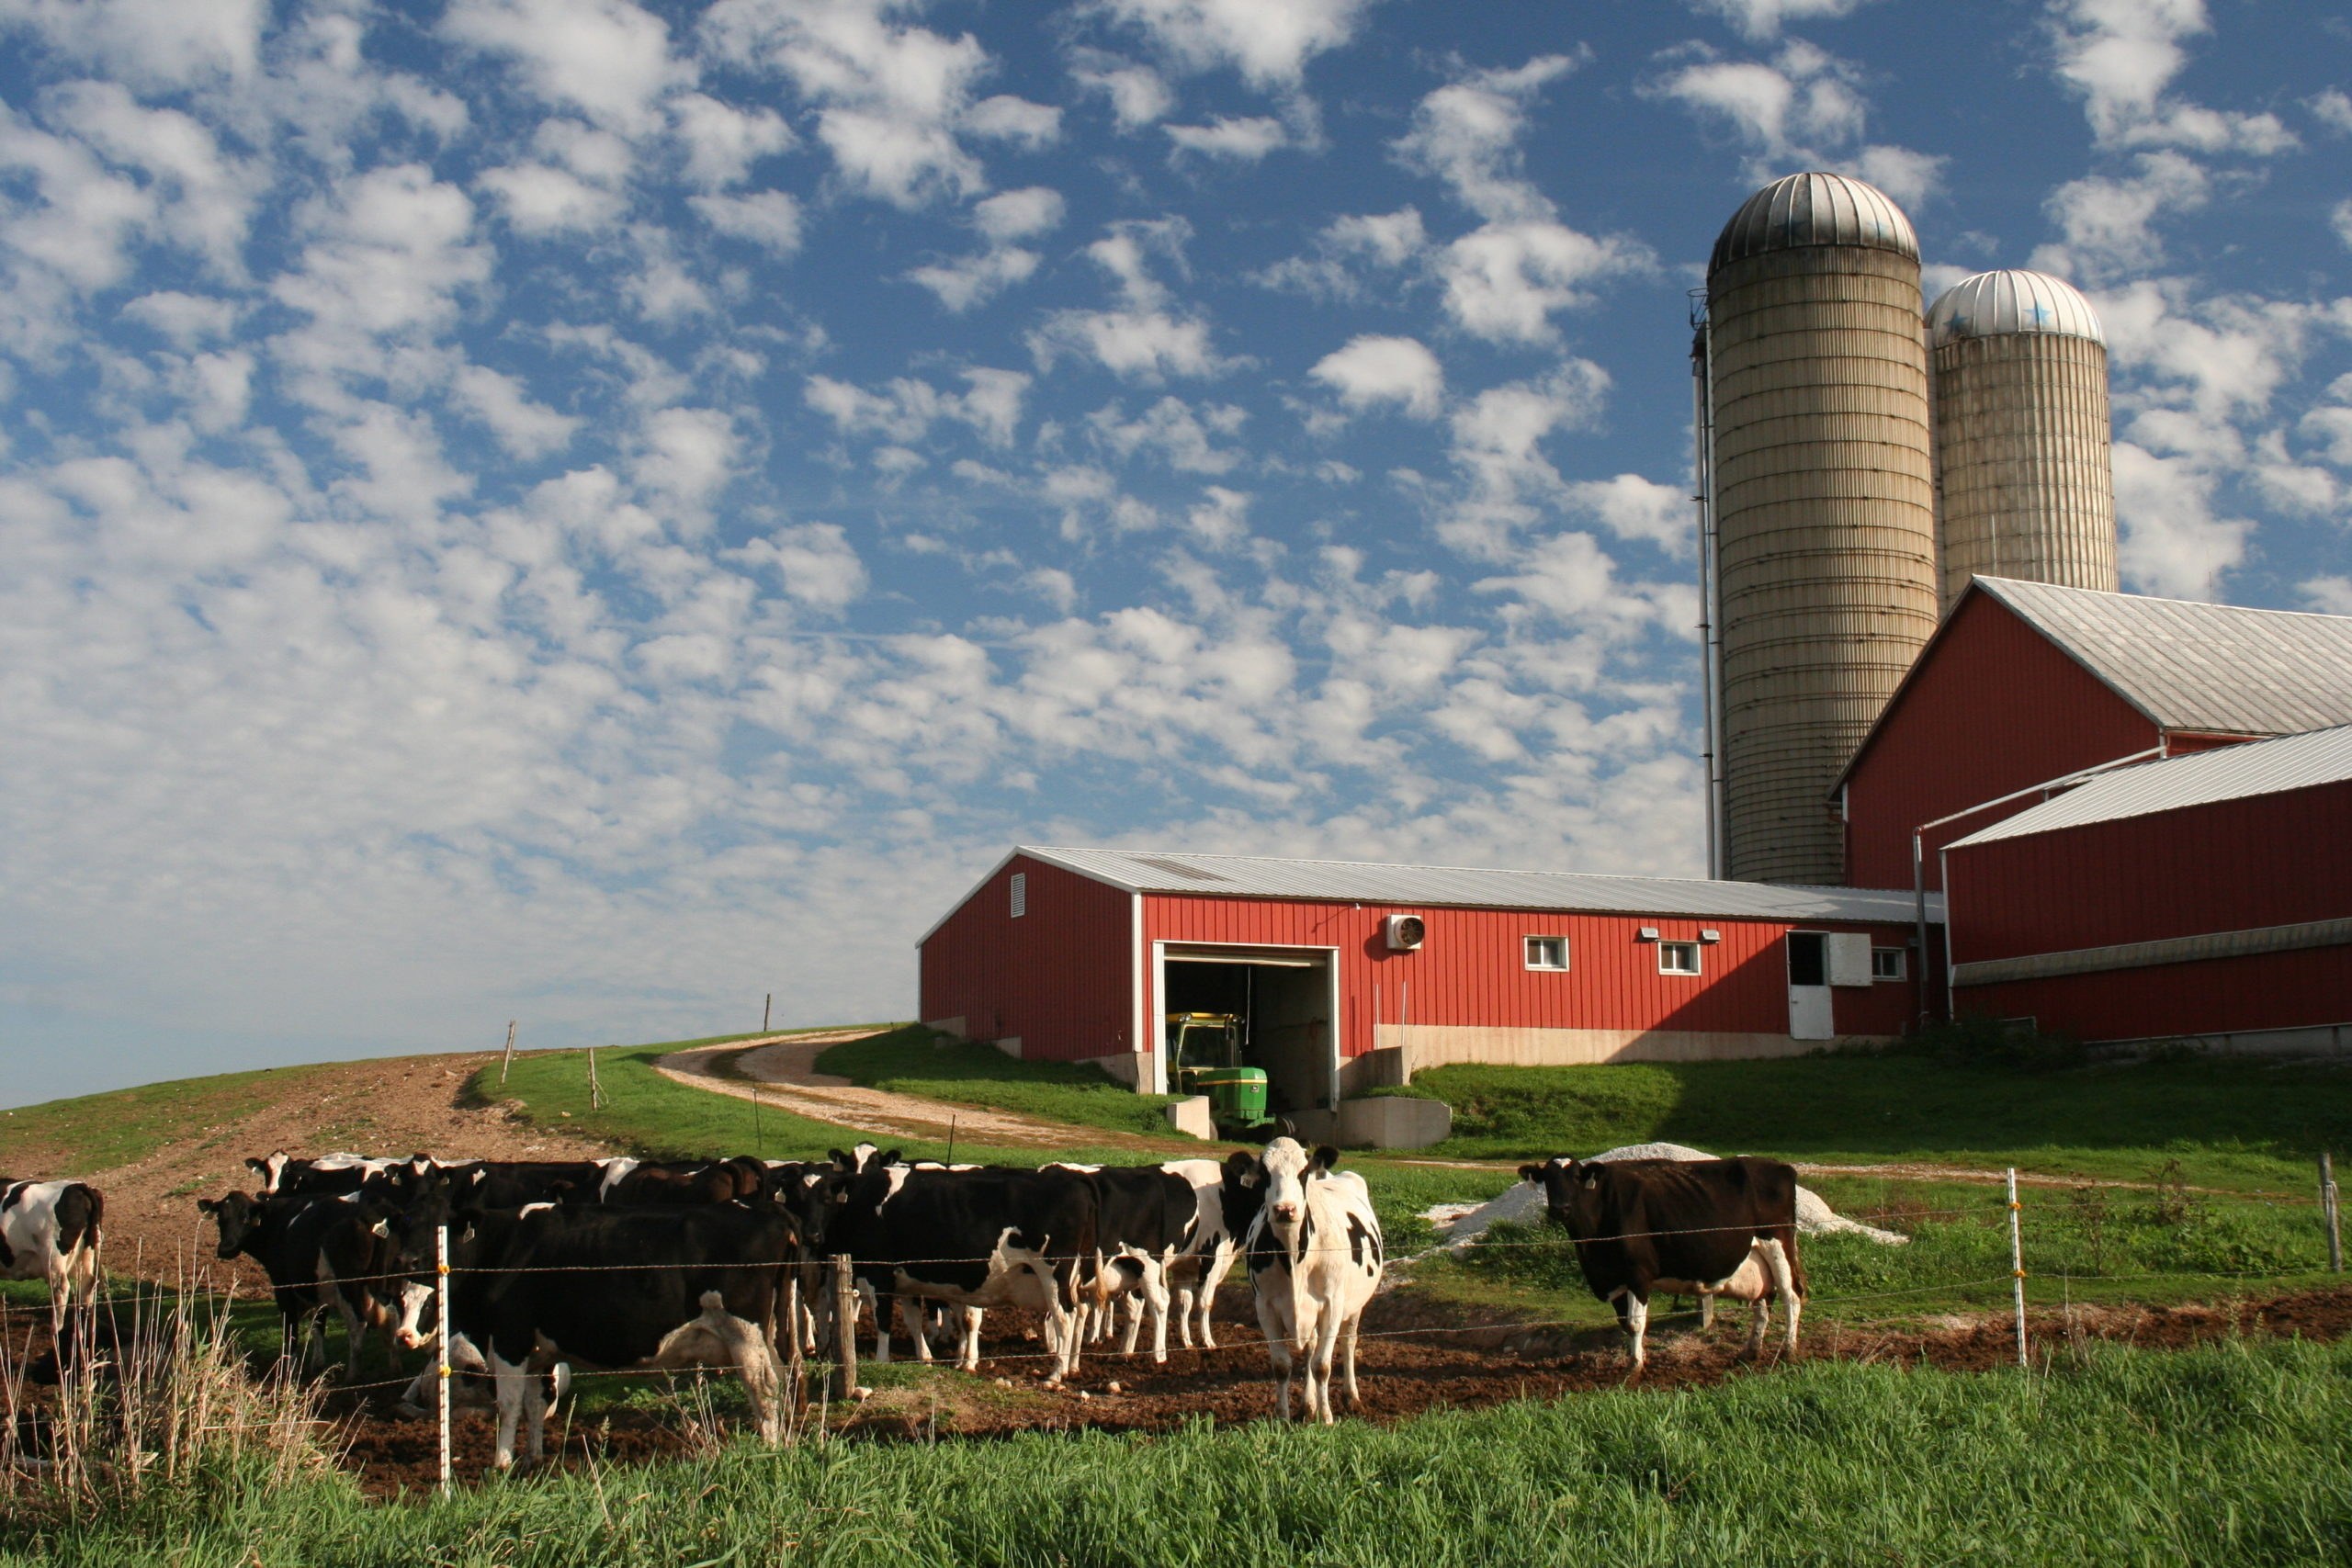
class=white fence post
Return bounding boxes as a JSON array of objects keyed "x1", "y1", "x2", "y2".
[
  {"x1": 2323, "y1": 1153, "x2": 2342, "y2": 1274},
  {"x1": 437, "y1": 1224, "x2": 453, "y2": 1494},
  {"x1": 2007, "y1": 1168, "x2": 2027, "y2": 1370}
]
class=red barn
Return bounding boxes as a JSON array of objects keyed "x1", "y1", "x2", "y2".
[
  {"x1": 917, "y1": 846, "x2": 1936, "y2": 1110},
  {"x1": 1943, "y1": 725, "x2": 2352, "y2": 1050},
  {"x1": 1836, "y1": 578, "x2": 2352, "y2": 893}
]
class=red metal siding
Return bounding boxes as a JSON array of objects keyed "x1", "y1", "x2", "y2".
[
  {"x1": 1945, "y1": 779, "x2": 2352, "y2": 962},
  {"x1": 1962, "y1": 947, "x2": 2352, "y2": 1041},
  {"x1": 1842, "y1": 592, "x2": 2159, "y2": 891},
  {"x1": 918, "y1": 855, "x2": 1134, "y2": 1062},
  {"x1": 1146, "y1": 895, "x2": 1919, "y2": 1056}
]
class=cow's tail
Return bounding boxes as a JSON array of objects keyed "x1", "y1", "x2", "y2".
[{"x1": 1782, "y1": 1226, "x2": 1808, "y2": 1303}]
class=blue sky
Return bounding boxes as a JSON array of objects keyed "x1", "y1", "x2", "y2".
[{"x1": 5, "y1": 0, "x2": 2348, "y2": 1106}]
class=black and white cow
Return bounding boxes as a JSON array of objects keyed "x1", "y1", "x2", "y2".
[
  {"x1": 1520, "y1": 1156, "x2": 1805, "y2": 1368},
  {"x1": 0, "y1": 1179, "x2": 105, "y2": 1311},
  {"x1": 820, "y1": 1162, "x2": 1098, "y2": 1384},
  {"x1": 440, "y1": 1202, "x2": 799, "y2": 1471},
  {"x1": 198, "y1": 1188, "x2": 405, "y2": 1376},
  {"x1": 244, "y1": 1151, "x2": 413, "y2": 1197},
  {"x1": 436, "y1": 1158, "x2": 611, "y2": 1209},
  {"x1": 1239, "y1": 1139, "x2": 1383, "y2": 1423},
  {"x1": 1050, "y1": 1159, "x2": 1252, "y2": 1361}
]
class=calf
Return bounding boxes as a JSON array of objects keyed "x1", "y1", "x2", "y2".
[
  {"x1": 1521, "y1": 1156, "x2": 1805, "y2": 1369},
  {"x1": 1239, "y1": 1139, "x2": 1383, "y2": 1423},
  {"x1": 198, "y1": 1189, "x2": 403, "y2": 1376},
  {"x1": 0, "y1": 1179, "x2": 105, "y2": 1311},
  {"x1": 443, "y1": 1203, "x2": 798, "y2": 1471}
]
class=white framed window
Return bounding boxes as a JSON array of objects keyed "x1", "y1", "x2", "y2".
[
  {"x1": 1524, "y1": 935, "x2": 1569, "y2": 971},
  {"x1": 1010, "y1": 872, "x2": 1026, "y2": 919},
  {"x1": 1659, "y1": 940, "x2": 1702, "y2": 976},
  {"x1": 1871, "y1": 946, "x2": 1905, "y2": 981}
]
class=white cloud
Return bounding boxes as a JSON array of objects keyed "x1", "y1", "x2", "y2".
[
  {"x1": 454, "y1": 365, "x2": 580, "y2": 460},
  {"x1": 40, "y1": 80, "x2": 254, "y2": 278},
  {"x1": 2301, "y1": 575, "x2": 2352, "y2": 615},
  {"x1": 734, "y1": 522, "x2": 868, "y2": 610},
  {"x1": 2335, "y1": 200, "x2": 2352, "y2": 254},
  {"x1": 2046, "y1": 0, "x2": 2296, "y2": 155},
  {"x1": 632, "y1": 406, "x2": 740, "y2": 519},
  {"x1": 481, "y1": 162, "x2": 628, "y2": 234},
  {"x1": 1069, "y1": 51, "x2": 1172, "y2": 130},
  {"x1": 1185, "y1": 485, "x2": 1251, "y2": 547},
  {"x1": 442, "y1": 0, "x2": 691, "y2": 137},
  {"x1": 1688, "y1": 0, "x2": 1879, "y2": 39},
  {"x1": 803, "y1": 367, "x2": 1031, "y2": 448},
  {"x1": 669, "y1": 93, "x2": 795, "y2": 187},
  {"x1": 1652, "y1": 40, "x2": 1943, "y2": 205},
  {"x1": 1165, "y1": 115, "x2": 1290, "y2": 162},
  {"x1": 119, "y1": 290, "x2": 239, "y2": 348},
  {"x1": 1028, "y1": 217, "x2": 1231, "y2": 380},
  {"x1": 906, "y1": 187, "x2": 1063, "y2": 311},
  {"x1": 1562, "y1": 474, "x2": 1693, "y2": 556},
  {"x1": 699, "y1": 0, "x2": 997, "y2": 208},
  {"x1": 2030, "y1": 152, "x2": 2210, "y2": 283},
  {"x1": 2111, "y1": 440, "x2": 2252, "y2": 598},
  {"x1": 1437, "y1": 221, "x2": 1652, "y2": 344},
  {"x1": 1395, "y1": 54, "x2": 1580, "y2": 224},
  {"x1": 975, "y1": 186, "x2": 1065, "y2": 243},
  {"x1": 2312, "y1": 89, "x2": 2352, "y2": 136},
  {"x1": 1090, "y1": 0, "x2": 1374, "y2": 89},
  {"x1": 1310, "y1": 333, "x2": 1443, "y2": 419},
  {"x1": 1253, "y1": 206, "x2": 1426, "y2": 299},
  {"x1": 271, "y1": 164, "x2": 491, "y2": 339},
  {"x1": 1088, "y1": 395, "x2": 1248, "y2": 471},
  {"x1": 966, "y1": 94, "x2": 1063, "y2": 149},
  {"x1": 692, "y1": 189, "x2": 805, "y2": 253},
  {"x1": 1439, "y1": 361, "x2": 1613, "y2": 556},
  {"x1": 0, "y1": 0, "x2": 264, "y2": 89}
]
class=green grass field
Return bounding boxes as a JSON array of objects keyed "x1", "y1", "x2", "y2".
[
  {"x1": 1402, "y1": 1053, "x2": 2352, "y2": 1192},
  {"x1": 2, "y1": 1063, "x2": 338, "y2": 1174},
  {"x1": 8, "y1": 1338, "x2": 2346, "y2": 1566},
  {"x1": 813, "y1": 1024, "x2": 1189, "y2": 1138}
]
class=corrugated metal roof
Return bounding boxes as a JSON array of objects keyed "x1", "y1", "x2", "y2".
[
  {"x1": 1928, "y1": 269, "x2": 2104, "y2": 347},
  {"x1": 1977, "y1": 577, "x2": 2352, "y2": 736},
  {"x1": 1709, "y1": 172, "x2": 1919, "y2": 274},
  {"x1": 1948, "y1": 724, "x2": 2352, "y2": 849},
  {"x1": 1021, "y1": 845, "x2": 1939, "y2": 924}
]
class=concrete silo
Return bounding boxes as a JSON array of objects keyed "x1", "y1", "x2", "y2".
[
  {"x1": 1697, "y1": 172, "x2": 1939, "y2": 886},
  {"x1": 1927, "y1": 269, "x2": 2118, "y2": 613}
]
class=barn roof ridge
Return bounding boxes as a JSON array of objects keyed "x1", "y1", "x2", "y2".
[
  {"x1": 1832, "y1": 577, "x2": 2352, "y2": 797},
  {"x1": 1944, "y1": 721, "x2": 2352, "y2": 850},
  {"x1": 1012, "y1": 843, "x2": 1938, "y2": 926}
]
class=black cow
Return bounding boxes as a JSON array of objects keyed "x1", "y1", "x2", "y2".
[
  {"x1": 1520, "y1": 1156, "x2": 1806, "y2": 1368},
  {"x1": 439, "y1": 1202, "x2": 799, "y2": 1470},
  {"x1": 596, "y1": 1156, "x2": 767, "y2": 1205},
  {"x1": 822, "y1": 1163, "x2": 1098, "y2": 1384},
  {"x1": 198, "y1": 1189, "x2": 405, "y2": 1376},
  {"x1": 439, "y1": 1159, "x2": 611, "y2": 1209}
]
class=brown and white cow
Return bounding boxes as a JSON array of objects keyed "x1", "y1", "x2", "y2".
[{"x1": 1521, "y1": 1155, "x2": 1805, "y2": 1368}]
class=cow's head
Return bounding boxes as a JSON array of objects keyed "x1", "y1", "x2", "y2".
[
  {"x1": 197, "y1": 1191, "x2": 262, "y2": 1258},
  {"x1": 243, "y1": 1152, "x2": 292, "y2": 1194},
  {"x1": 1520, "y1": 1156, "x2": 1607, "y2": 1237},
  {"x1": 1250, "y1": 1138, "x2": 1340, "y2": 1239}
]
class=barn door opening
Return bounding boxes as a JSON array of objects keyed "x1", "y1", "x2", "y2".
[
  {"x1": 1787, "y1": 931, "x2": 1834, "y2": 1041},
  {"x1": 1158, "y1": 945, "x2": 1337, "y2": 1114}
]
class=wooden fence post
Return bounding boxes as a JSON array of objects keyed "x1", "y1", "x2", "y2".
[
  {"x1": 2324, "y1": 1153, "x2": 2343, "y2": 1274},
  {"x1": 831, "y1": 1255, "x2": 858, "y2": 1401},
  {"x1": 763, "y1": 993, "x2": 772, "y2": 1033},
  {"x1": 586, "y1": 1046, "x2": 605, "y2": 1111},
  {"x1": 497, "y1": 1020, "x2": 517, "y2": 1086}
]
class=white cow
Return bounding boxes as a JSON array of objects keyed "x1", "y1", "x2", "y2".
[
  {"x1": 0, "y1": 1179, "x2": 105, "y2": 1312},
  {"x1": 1241, "y1": 1140, "x2": 1384, "y2": 1424}
]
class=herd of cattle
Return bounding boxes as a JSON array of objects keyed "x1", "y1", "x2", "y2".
[{"x1": 2, "y1": 1145, "x2": 1809, "y2": 1472}]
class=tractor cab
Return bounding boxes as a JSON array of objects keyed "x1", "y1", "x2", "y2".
[{"x1": 1165, "y1": 1011, "x2": 1277, "y2": 1139}]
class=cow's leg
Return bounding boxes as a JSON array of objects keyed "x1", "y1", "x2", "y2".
[
  {"x1": 1254, "y1": 1285, "x2": 1295, "y2": 1419},
  {"x1": 1306, "y1": 1297, "x2": 1342, "y2": 1425},
  {"x1": 1699, "y1": 1291, "x2": 1716, "y2": 1332},
  {"x1": 490, "y1": 1348, "x2": 530, "y2": 1471},
  {"x1": 897, "y1": 1295, "x2": 935, "y2": 1362},
  {"x1": 1612, "y1": 1288, "x2": 1650, "y2": 1370},
  {"x1": 1141, "y1": 1258, "x2": 1171, "y2": 1364},
  {"x1": 1197, "y1": 1241, "x2": 1236, "y2": 1350},
  {"x1": 957, "y1": 1306, "x2": 984, "y2": 1372},
  {"x1": 1340, "y1": 1308, "x2": 1364, "y2": 1411},
  {"x1": 1172, "y1": 1284, "x2": 1197, "y2": 1350},
  {"x1": 1761, "y1": 1236, "x2": 1800, "y2": 1353}
]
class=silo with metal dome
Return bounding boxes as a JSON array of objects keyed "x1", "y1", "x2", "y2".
[
  {"x1": 1697, "y1": 172, "x2": 1939, "y2": 886},
  {"x1": 1927, "y1": 269, "x2": 2119, "y2": 613}
]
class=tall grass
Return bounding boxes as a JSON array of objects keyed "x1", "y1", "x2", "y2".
[
  {"x1": 6, "y1": 1338, "x2": 2346, "y2": 1565},
  {"x1": 1, "y1": 1278, "x2": 341, "y2": 1526}
]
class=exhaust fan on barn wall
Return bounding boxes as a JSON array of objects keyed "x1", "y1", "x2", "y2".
[{"x1": 1385, "y1": 914, "x2": 1427, "y2": 951}]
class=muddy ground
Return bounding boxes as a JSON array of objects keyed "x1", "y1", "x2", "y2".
[{"x1": 15, "y1": 1281, "x2": 2345, "y2": 1501}]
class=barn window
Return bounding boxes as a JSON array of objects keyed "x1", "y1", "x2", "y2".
[
  {"x1": 1524, "y1": 936, "x2": 1569, "y2": 971},
  {"x1": 1010, "y1": 873, "x2": 1026, "y2": 918},
  {"x1": 1871, "y1": 946, "x2": 1905, "y2": 981},
  {"x1": 1658, "y1": 941, "x2": 1702, "y2": 976}
]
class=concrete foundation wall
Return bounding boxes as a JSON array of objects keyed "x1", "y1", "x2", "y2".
[{"x1": 1373, "y1": 1021, "x2": 1886, "y2": 1077}]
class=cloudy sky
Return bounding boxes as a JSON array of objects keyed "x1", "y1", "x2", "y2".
[{"x1": 4, "y1": 0, "x2": 2347, "y2": 1106}]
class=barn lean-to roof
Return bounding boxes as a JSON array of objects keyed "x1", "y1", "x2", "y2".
[
  {"x1": 1833, "y1": 578, "x2": 2352, "y2": 795},
  {"x1": 909, "y1": 845, "x2": 1941, "y2": 939}
]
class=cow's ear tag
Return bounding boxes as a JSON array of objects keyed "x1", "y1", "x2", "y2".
[
  {"x1": 1581, "y1": 1176, "x2": 1598, "y2": 1190},
  {"x1": 371, "y1": 1218, "x2": 390, "y2": 1237}
]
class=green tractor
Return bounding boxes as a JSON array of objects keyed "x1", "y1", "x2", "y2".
[{"x1": 1165, "y1": 1011, "x2": 1281, "y2": 1140}]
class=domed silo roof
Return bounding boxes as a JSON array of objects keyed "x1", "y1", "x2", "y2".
[
  {"x1": 1708, "y1": 171, "x2": 1919, "y2": 275},
  {"x1": 1928, "y1": 269, "x2": 2105, "y2": 348}
]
